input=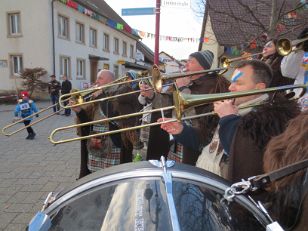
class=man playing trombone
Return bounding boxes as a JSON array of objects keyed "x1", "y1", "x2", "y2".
[
  {"x1": 71, "y1": 70, "x2": 123, "y2": 178},
  {"x1": 140, "y1": 50, "x2": 230, "y2": 165},
  {"x1": 160, "y1": 60, "x2": 300, "y2": 182}
]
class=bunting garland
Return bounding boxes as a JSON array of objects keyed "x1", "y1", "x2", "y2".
[{"x1": 57, "y1": 0, "x2": 211, "y2": 43}]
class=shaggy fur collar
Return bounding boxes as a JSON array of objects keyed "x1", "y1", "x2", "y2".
[{"x1": 239, "y1": 94, "x2": 300, "y2": 150}]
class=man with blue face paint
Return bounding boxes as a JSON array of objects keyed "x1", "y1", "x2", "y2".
[{"x1": 161, "y1": 60, "x2": 300, "y2": 182}]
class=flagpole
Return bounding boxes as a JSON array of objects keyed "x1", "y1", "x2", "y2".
[{"x1": 154, "y1": 0, "x2": 161, "y2": 65}]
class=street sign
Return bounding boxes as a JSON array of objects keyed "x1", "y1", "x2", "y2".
[
  {"x1": 162, "y1": 0, "x2": 191, "y2": 8},
  {"x1": 121, "y1": 7, "x2": 155, "y2": 16}
]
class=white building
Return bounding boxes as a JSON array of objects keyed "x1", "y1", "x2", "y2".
[
  {"x1": 159, "y1": 51, "x2": 184, "y2": 74},
  {"x1": 0, "y1": 0, "x2": 141, "y2": 94}
]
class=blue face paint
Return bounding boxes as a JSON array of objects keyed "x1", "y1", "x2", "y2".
[{"x1": 231, "y1": 69, "x2": 243, "y2": 83}]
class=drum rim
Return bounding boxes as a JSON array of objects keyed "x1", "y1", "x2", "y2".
[{"x1": 43, "y1": 161, "x2": 271, "y2": 227}]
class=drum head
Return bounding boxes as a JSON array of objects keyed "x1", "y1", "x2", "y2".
[{"x1": 31, "y1": 162, "x2": 269, "y2": 231}]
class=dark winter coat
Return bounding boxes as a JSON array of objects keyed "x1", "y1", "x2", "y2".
[
  {"x1": 227, "y1": 94, "x2": 300, "y2": 182},
  {"x1": 48, "y1": 80, "x2": 61, "y2": 96},
  {"x1": 61, "y1": 80, "x2": 72, "y2": 94},
  {"x1": 176, "y1": 94, "x2": 300, "y2": 182},
  {"x1": 111, "y1": 83, "x2": 143, "y2": 163},
  {"x1": 262, "y1": 54, "x2": 294, "y2": 87}
]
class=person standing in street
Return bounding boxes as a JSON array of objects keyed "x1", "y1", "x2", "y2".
[
  {"x1": 61, "y1": 75, "x2": 72, "y2": 116},
  {"x1": 14, "y1": 91, "x2": 39, "y2": 140},
  {"x1": 48, "y1": 75, "x2": 61, "y2": 113}
]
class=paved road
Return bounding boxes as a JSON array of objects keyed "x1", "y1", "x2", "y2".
[{"x1": 0, "y1": 102, "x2": 80, "y2": 230}]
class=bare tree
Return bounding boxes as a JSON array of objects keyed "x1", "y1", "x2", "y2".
[{"x1": 197, "y1": 0, "x2": 307, "y2": 47}]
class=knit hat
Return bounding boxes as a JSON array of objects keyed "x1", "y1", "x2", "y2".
[
  {"x1": 189, "y1": 50, "x2": 214, "y2": 69},
  {"x1": 126, "y1": 70, "x2": 138, "y2": 80},
  {"x1": 126, "y1": 70, "x2": 138, "y2": 89},
  {"x1": 21, "y1": 91, "x2": 29, "y2": 98}
]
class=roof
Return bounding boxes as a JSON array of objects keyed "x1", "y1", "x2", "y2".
[
  {"x1": 206, "y1": 0, "x2": 308, "y2": 47},
  {"x1": 123, "y1": 61, "x2": 151, "y2": 71},
  {"x1": 159, "y1": 51, "x2": 183, "y2": 66},
  {"x1": 136, "y1": 41, "x2": 164, "y2": 65},
  {"x1": 74, "y1": 0, "x2": 140, "y2": 40}
]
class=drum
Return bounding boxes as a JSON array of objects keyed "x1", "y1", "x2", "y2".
[{"x1": 28, "y1": 160, "x2": 271, "y2": 231}]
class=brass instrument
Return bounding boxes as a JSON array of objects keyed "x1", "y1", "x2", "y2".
[
  {"x1": 277, "y1": 37, "x2": 308, "y2": 56},
  {"x1": 59, "y1": 66, "x2": 226, "y2": 109},
  {"x1": 58, "y1": 75, "x2": 132, "y2": 108},
  {"x1": 220, "y1": 53, "x2": 263, "y2": 68},
  {"x1": 2, "y1": 103, "x2": 64, "y2": 137},
  {"x1": 221, "y1": 37, "x2": 308, "y2": 68},
  {"x1": 48, "y1": 84, "x2": 307, "y2": 145}
]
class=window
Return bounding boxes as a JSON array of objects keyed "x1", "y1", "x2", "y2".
[
  {"x1": 76, "y1": 22, "x2": 85, "y2": 43},
  {"x1": 113, "y1": 65, "x2": 119, "y2": 78},
  {"x1": 77, "y1": 59, "x2": 86, "y2": 79},
  {"x1": 122, "y1": 41, "x2": 127, "y2": 57},
  {"x1": 89, "y1": 28, "x2": 97, "y2": 47},
  {"x1": 7, "y1": 12, "x2": 21, "y2": 36},
  {"x1": 113, "y1": 37, "x2": 119, "y2": 54},
  {"x1": 103, "y1": 63, "x2": 109, "y2": 70},
  {"x1": 10, "y1": 55, "x2": 23, "y2": 75},
  {"x1": 130, "y1": 45, "x2": 134, "y2": 58},
  {"x1": 103, "y1": 33, "x2": 109, "y2": 52},
  {"x1": 58, "y1": 15, "x2": 69, "y2": 39},
  {"x1": 60, "y1": 56, "x2": 71, "y2": 78}
]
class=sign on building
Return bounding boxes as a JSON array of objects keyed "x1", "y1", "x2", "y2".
[{"x1": 161, "y1": 0, "x2": 191, "y2": 8}]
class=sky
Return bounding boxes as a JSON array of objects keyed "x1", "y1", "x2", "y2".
[{"x1": 104, "y1": 0, "x2": 204, "y2": 60}]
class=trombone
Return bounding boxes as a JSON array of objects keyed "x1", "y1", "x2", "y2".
[
  {"x1": 2, "y1": 103, "x2": 64, "y2": 137},
  {"x1": 59, "y1": 66, "x2": 226, "y2": 109},
  {"x1": 221, "y1": 37, "x2": 308, "y2": 68},
  {"x1": 48, "y1": 84, "x2": 307, "y2": 145}
]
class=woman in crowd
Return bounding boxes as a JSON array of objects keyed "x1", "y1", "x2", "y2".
[
  {"x1": 261, "y1": 39, "x2": 294, "y2": 87},
  {"x1": 263, "y1": 111, "x2": 308, "y2": 230}
]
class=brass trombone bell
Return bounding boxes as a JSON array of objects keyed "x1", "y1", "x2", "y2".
[
  {"x1": 277, "y1": 37, "x2": 308, "y2": 56},
  {"x1": 277, "y1": 38, "x2": 292, "y2": 56},
  {"x1": 48, "y1": 84, "x2": 307, "y2": 145}
]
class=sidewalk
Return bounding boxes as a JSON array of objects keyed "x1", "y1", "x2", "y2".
[{"x1": 0, "y1": 102, "x2": 79, "y2": 230}]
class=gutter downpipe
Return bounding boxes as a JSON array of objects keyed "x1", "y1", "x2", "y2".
[{"x1": 51, "y1": 0, "x2": 56, "y2": 74}]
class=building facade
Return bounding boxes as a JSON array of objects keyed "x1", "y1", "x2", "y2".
[{"x1": 0, "y1": 0, "x2": 140, "y2": 94}]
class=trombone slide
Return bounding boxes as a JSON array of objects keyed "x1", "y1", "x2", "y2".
[{"x1": 48, "y1": 84, "x2": 307, "y2": 145}]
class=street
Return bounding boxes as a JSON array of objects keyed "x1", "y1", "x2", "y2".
[{"x1": 0, "y1": 102, "x2": 79, "y2": 230}]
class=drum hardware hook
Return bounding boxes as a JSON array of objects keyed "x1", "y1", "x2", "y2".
[
  {"x1": 149, "y1": 157, "x2": 175, "y2": 169},
  {"x1": 41, "y1": 192, "x2": 56, "y2": 211},
  {"x1": 223, "y1": 179, "x2": 251, "y2": 202}
]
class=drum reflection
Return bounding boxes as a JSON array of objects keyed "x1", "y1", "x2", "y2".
[{"x1": 28, "y1": 161, "x2": 270, "y2": 231}]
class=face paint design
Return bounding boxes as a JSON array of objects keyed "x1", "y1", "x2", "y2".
[{"x1": 231, "y1": 69, "x2": 243, "y2": 83}]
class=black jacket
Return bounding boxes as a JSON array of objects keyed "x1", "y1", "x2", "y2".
[
  {"x1": 49, "y1": 80, "x2": 61, "y2": 96},
  {"x1": 61, "y1": 80, "x2": 72, "y2": 94}
]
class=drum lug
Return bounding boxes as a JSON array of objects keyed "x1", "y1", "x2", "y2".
[{"x1": 266, "y1": 221, "x2": 284, "y2": 231}]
